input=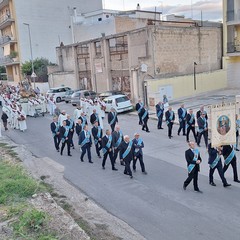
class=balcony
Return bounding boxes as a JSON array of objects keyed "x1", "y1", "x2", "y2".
[
  {"x1": 0, "y1": 35, "x2": 16, "y2": 46},
  {"x1": 0, "y1": 55, "x2": 19, "y2": 66},
  {"x1": 227, "y1": 42, "x2": 240, "y2": 56},
  {"x1": 227, "y1": 10, "x2": 240, "y2": 25},
  {"x1": 0, "y1": 14, "x2": 14, "y2": 29}
]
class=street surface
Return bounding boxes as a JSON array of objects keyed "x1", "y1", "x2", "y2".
[{"x1": 2, "y1": 89, "x2": 240, "y2": 240}]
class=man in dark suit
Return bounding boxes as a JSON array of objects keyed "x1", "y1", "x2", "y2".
[
  {"x1": 108, "y1": 108, "x2": 118, "y2": 132},
  {"x1": 112, "y1": 125, "x2": 124, "y2": 165},
  {"x1": 197, "y1": 112, "x2": 208, "y2": 148},
  {"x1": 66, "y1": 114, "x2": 75, "y2": 149},
  {"x1": 196, "y1": 105, "x2": 208, "y2": 120},
  {"x1": 141, "y1": 106, "x2": 150, "y2": 132},
  {"x1": 119, "y1": 135, "x2": 134, "y2": 179},
  {"x1": 75, "y1": 119, "x2": 82, "y2": 137},
  {"x1": 165, "y1": 106, "x2": 175, "y2": 139},
  {"x1": 133, "y1": 133, "x2": 147, "y2": 174},
  {"x1": 90, "y1": 109, "x2": 99, "y2": 125},
  {"x1": 222, "y1": 145, "x2": 240, "y2": 183},
  {"x1": 183, "y1": 141, "x2": 202, "y2": 192},
  {"x1": 135, "y1": 99, "x2": 144, "y2": 125},
  {"x1": 101, "y1": 129, "x2": 118, "y2": 171},
  {"x1": 178, "y1": 104, "x2": 187, "y2": 136},
  {"x1": 79, "y1": 125, "x2": 93, "y2": 163},
  {"x1": 208, "y1": 143, "x2": 231, "y2": 187},
  {"x1": 59, "y1": 120, "x2": 71, "y2": 156},
  {"x1": 91, "y1": 121, "x2": 102, "y2": 158},
  {"x1": 156, "y1": 101, "x2": 164, "y2": 129},
  {"x1": 50, "y1": 116, "x2": 60, "y2": 152},
  {"x1": 186, "y1": 109, "x2": 197, "y2": 143}
]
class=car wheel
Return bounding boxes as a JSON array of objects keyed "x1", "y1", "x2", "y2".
[
  {"x1": 56, "y1": 97, "x2": 61, "y2": 103},
  {"x1": 65, "y1": 101, "x2": 69, "y2": 103}
]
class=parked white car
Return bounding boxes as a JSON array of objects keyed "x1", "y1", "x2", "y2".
[
  {"x1": 103, "y1": 94, "x2": 133, "y2": 113},
  {"x1": 46, "y1": 87, "x2": 71, "y2": 103}
]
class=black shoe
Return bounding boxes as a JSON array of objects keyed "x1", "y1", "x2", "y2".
[
  {"x1": 98, "y1": 155, "x2": 101, "y2": 158},
  {"x1": 89, "y1": 161, "x2": 93, "y2": 164},
  {"x1": 183, "y1": 134, "x2": 186, "y2": 136},
  {"x1": 130, "y1": 175, "x2": 133, "y2": 179},
  {"x1": 146, "y1": 130, "x2": 150, "y2": 133},
  {"x1": 120, "y1": 161, "x2": 125, "y2": 166},
  {"x1": 234, "y1": 180, "x2": 240, "y2": 183},
  {"x1": 209, "y1": 182, "x2": 216, "y2": 186},
  {"x1": 160, "y1": 127, "x2": 164, "y2": 129},
  {"x1": 183, "y1": 184, "x2": 186, "y2": 190},
  {"x1": 194, "y1": 189, "x2": 203, "y2": 193},
  {"x1": 142, "y1": 171, "x2": 147, "y2": 175},
  {"x1": 236, "y1": 149, "x2": 239, "y2": 151},
  {"x1": 197, "y1": 144, "x2": 200, "y2": 147},
  {"x1": 81, "y1": 159, "x2": 84, "y2": 162},
  {"x1": 223, "y1": 183, "x2": 231, "y2": 187},
  {"x1": 124, "y1": 172, "x2": 129, "y2": 175},
  {"x1": 177, "y1": 132, "x2": 180, "y2": 136},
  {"x1": 60, "y1": 152, "x2": 63, "y2": 155},
  {"x1": 102, "y1": 166, "x2": 105, "y2": 170},
  {"x1": 112, "y1": 168, "x2": 118, "y2": 171},
  {"x1": 169, "y1": 136, "x2": 171, "y2": 139},
  {"x1": 57, "y1": 149, "x2": 60, "y2": 152},
  {"x1": 72, "y1": 146, "x2": 75, "y2": 149},
  {"x1": 68, "y1": 154, "x2": 72, "y2": 156}
]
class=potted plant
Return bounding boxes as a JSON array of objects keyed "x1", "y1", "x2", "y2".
[{"x1": 9, "y1": 51, "x2": 18, "y2": 60}]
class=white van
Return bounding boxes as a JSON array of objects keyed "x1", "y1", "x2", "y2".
[
  {"x1": 103, "y1": 94, "x2": 133, "y2": 113},
  {"x1": 46, "y1": 87, "x2": 71, "y2": 103}
]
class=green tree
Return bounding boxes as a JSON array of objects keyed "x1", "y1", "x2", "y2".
[{"x1": 21, "y1": 58, "x2": 55, "y2": 82}]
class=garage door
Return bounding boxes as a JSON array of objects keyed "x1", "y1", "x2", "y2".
[{"x1": 227, "y1": 61, "x2": 240, "y2": 88}]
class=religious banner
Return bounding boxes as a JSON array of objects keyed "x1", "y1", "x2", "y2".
[{"x1": 210, "y1": 103, "x2": 236, "y2": 147}]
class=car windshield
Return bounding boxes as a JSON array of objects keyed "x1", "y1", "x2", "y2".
[
  {"x1": 116, "y1": 96, "x2": 128, "y2": 103},
  {"x1": 48, "y1": 89, "x2": 56, "y2": 93},
  {"x1": 66, "y1": 90, "x2": 73, "y2": 95},
  {"x1": 73, "y1": 92, "x2": 80, "y2": 97}
]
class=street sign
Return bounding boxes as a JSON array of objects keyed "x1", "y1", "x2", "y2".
[{"x1": 31, "y1": 72, "x2": 37, "y2": 78}]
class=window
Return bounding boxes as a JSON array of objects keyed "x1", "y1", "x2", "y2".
[
  {"x1": 116, "y1": 96, "x2": 128, "y2": 103},
  {"x1": 84, "y1": 92, "x2": 90, "y2": 97},
  {"x1": 95, "y1": 41, "x2": 102, "y2": 56},
  {"x1": 108, "y1": 100, "x2": 112, "y2": 104}
]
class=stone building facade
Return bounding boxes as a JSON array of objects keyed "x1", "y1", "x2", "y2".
[{"x1": 49, "y1": 22, "x2": 223, "y2": 103}]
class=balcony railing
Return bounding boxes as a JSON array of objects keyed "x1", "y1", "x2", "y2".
[
  {"x1": 0, "y1": 35, "x2": 12, "y2": 45},
  {"x1": 227, "y1": 42, "x2": 240, "y2": 53},
  {"x1": 0, "y1": 14, "x2": 12, "y2": 25},
  {"x1": 0, "y1": 56, "x2": 14, "y2": 65}
]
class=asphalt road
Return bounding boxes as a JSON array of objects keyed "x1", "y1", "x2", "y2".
[{"x1": 2, "y1": 101, "x2": 240, "y2": 240}]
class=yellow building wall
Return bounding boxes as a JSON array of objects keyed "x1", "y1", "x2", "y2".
[{"x1": 147, "y1": 70, "x2": 227, "y2": 106}]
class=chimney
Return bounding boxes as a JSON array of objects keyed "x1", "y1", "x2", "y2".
[{"x1": 137, "y1": 3, "x2": 140, "y2": 10}]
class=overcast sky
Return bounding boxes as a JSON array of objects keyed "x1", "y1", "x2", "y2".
[{"x1": 104, "y1": 0, "x2": 222, "y2": 22}]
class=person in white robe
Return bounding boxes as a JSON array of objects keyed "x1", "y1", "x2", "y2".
[
  {"x1": 48, "y1": 97, "x2": 56, "y2": 115},
  {"x1": 73, "y1": 105, "x2": 82, "y2": 123},
  {"x1": 58, "y1": 110, "x2": 68, "y2": 126},
  {"x1": 18, "y1": 106, "x2": 27, "y2": 132}
]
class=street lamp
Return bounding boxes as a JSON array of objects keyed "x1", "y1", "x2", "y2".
[
  {"x1": 193, "y1": 62, "x2": 197, "y2": 90},
  {"x1": 23, "y1": 23, "x2": 36, "y2": 89}
]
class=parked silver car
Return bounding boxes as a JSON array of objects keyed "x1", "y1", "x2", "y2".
[
  {"x1": 71, "y1": 90, "x2": 97, "y2": 106},
  {"x1": 64, "y1": 89, "x2": 81, "y2": 103}
]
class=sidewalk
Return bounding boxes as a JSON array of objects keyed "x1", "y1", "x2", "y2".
[{"x1": 129, "y1": 87, "x2": 240, "y2": 123}]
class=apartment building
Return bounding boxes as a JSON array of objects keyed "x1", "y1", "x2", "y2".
[
  {"x1": 223, "y1": 0, "x2": 240, "y2": 88},
  {"x1": 0, "y1": 0, "x2": 103, "y2": 82}
]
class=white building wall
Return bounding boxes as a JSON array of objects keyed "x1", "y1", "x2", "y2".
[
  {"x1": 74, "y1": 18, "x2": 116, "y2": 42},
  {"x1": 14, "y1": 0, "x2": 103, "y2": 63}
]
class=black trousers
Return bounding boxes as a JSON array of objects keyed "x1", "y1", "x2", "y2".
[
  {"x1": 157, "y1": 115, "x2": 163, "y2": 129},
  {"x1": 94, "y1": 141, "x2": 102, "y2": 157},
  {"x1": 3, "y1": 121, "x2": 8, "y2": 130},
  {"x1": 138, "y1": 113, "x2": 143, "y2": 125},
  {"x1": 209, "y1": 160, "x2": 227, "y2": 185},
  {"x1": 197, "y1": 130, "x2": 208, "y2": 147},
  {"x1": 69, "y1": 132, "x2": 74, "y2": 147},
  {"x1": 102, "y1": 150, "x2": 115, "y2": 169},
  {"x1": 178, "y1": 120, "x2": 186, "y2": 135},
  {"x1": 113, "y1": 148, "x2": 119, "y2": 163},
  {"x1": 110, "y1": 123, "x2": 116, "y2": 132},
  {"x1": 124, "y1": 159, "x2": 132, "y2": 177},
  {"x1": 53, "y1": 135, "x2": 60, "y2": 150},
  {"x1": 184, "y1": 167, "x2": 199, "y2": 191},
  {"x1": 223, "y1": 158, "x2": 238, "y2": 181},
  {"x1": 133, "y1": 154, "x2": 145, "y2": 172},
  {"x1": 186, "y1": 126, "x2": 197, "y2": 142},
  {"x1": 142, "y1": 120, "x2": 149, "y2": 132},
  {"x1": 61, "y1": 140, "x2": 71, "y2": 155},
  {"x1": 81, "y1": 143, "x2": 92, "y2": 162},
  {"x1": 167, "y1": 122, "x2": 173, "y2": 137}
]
